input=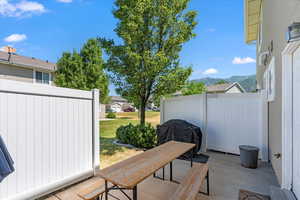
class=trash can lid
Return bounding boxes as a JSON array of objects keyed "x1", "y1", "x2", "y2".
[{"x1": 239, "y1": 145, "x2": 259, "y2": 151}]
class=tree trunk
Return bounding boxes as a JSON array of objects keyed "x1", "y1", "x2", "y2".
[{"x1": 140, "y1": 101, "x2": 146, "y2": 126}]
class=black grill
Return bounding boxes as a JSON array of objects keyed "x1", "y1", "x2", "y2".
[{"x1": 156, "y1": 119, "x2": 202, "y2": 160}]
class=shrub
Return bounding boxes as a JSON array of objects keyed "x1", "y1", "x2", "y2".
[
  {"x1": 106, "y1": 112, "x2": 116, "y2": 119},
  {"x1": 116, "y1": 123, "x2": 157, "y2": 149}
]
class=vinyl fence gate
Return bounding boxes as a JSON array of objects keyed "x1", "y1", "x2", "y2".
[{"x1": 0, "y1": 80, "x2": 100, "y2": 200}]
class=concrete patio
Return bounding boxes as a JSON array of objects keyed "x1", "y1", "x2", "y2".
[
  {"x1": 204, "y1": 151, "x2": 278, "y2": 199},
  {"x1": 42, "y1": 151, "x2": 279, "y2": 200}
]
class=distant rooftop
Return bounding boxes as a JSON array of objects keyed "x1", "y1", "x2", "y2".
[
  {"x1": 173, "y1": 82, "x2": 246, "y2": 96},
  {"x1": 0, "y1": 50, "x2": 56, "y2": 72},
  {"x1": 207, "y1": 83, "x2": 233, "y2": 93},
  {"x1": 110, "y1": 96, "x2": 128, "y2": 103},
  {"x1": 207, "y1": 82, "x2": 245, "y2": 93}
]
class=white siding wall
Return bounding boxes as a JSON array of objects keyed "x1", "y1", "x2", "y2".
[
  {"x1": 161, "y1": 93, "x2": 268, "y2": 160},
  {"x1": 0, "y1": 80, "x2": 99, "y2": 200}
]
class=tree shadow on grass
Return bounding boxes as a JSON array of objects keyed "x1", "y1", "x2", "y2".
[
  {"x1": 100, "y1": 137, "x2": 126, "y2": 156},
  {"x1": 117, "y1": 117, "x2": 132, "y2": 120}
]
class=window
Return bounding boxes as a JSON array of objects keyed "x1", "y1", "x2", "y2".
[
  {"x1": 43, "y1": 72, "x2": 50, "y2": 84},
  {"x1": 35, "y1": 71, "x2": 51, "y2": 85},
  {"x1": 263, "y1": 57, "x2": 275, "y2": 102}
]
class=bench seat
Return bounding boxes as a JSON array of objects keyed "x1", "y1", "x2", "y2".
[
  {"x1": 76, "y1": 177, "x2": 111, "y2": 200},
  {"x1": 169, "y1": 163, "x2": 209, "y2": 200}
]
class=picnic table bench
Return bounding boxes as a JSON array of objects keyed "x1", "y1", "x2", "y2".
[
  {"x1": 169, "y1": 163, "x2": 209, "y2": 200},
  {"x1": 76, "y1": 141, "x2": 209, "y2": 200}
]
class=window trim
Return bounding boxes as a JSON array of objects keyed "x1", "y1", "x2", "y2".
[
  {"x1": 263, "y1": 57, "x2": 275, "y2": 102},
  {"x1": 282, "y1": 40, "x2": 300, "y2": 191},
  {"x1": 33, "y1": 70, "x2": 52, "y2": 85}
]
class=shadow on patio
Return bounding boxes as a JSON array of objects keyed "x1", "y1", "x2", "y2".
[{"x1": 42, "y1": 150, "x2": 278, "y2": 200}]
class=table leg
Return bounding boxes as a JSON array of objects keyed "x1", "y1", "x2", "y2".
[
  {"x1": 198, "y1": 170, "x2": 210, "y2": 196},
  {"x1": 163, "y1": 166, "x2": 165, "y2": 180},
  {"x1": 190, "y1": 150, "x2": 193, "y2": 168},
  {"x1": 105, "y1": 180, "x2": 108, "y2": 200},
  {"x1": 207, "y1": 170, "x2": 210, "y2": 195},
  {"x1": 133, "y1": 186, "x2": 137, "y2": 200},
  {"x1": 170, "y1": 161, "x2": 173, "y2": 181}
]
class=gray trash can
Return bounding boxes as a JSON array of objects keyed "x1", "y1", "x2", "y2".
[{"x1": 239, "y1": 145, "x2": 259, "y2": 169}]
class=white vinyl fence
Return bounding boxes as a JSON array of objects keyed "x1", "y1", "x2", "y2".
[
  {"x1": 160, "y1": 94, "x2": 207, "y2": 151},
  {"x1": 161, "y1": 93, "x2": 268, "y2": 161},
  {"x1": 0, "y1": 80, "x2": 99, "y2": 200}
]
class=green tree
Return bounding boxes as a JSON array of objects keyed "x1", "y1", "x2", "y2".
[
  {"x1": 182, "y1": 82, "x2": 206, "y2": 96},
  {"x1": 216, "y1": 80, "x2": 228, "y2": 85},
  {"x1": 101, "y1": 0, "x2": 197, "y2": 125},
  {"x1": 55, "y1": 39, "x2": 109, "y2": 103}
]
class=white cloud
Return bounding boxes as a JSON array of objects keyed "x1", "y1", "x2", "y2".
[
  {"x1": 0, "y1": 0, "x2": 46, "y2": 17},
  {"x1": 57, "y1": 0, "x2": 73, "y2": 3},
  {"x1": 0, "y1": 46, "x2": 5, "y2": 52},
  {"x1": 203, "y1": 68, "x2": 219, "y2": 75},
  {"x1": 232, "y1": 57, "x2": 256, "y2": 64},
  {"x1": 4, "y1": 34, "x2": 27, "y2": 42},
  {"x1": 17, "y1": 1, "x2": 45, "y2": 12}
]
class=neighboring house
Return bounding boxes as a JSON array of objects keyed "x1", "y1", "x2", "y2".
[
  {"x1": 110, "y1": 96, "x2": 128, "y2": 104},
  {"x1": 173, "y1": 82, "x2": 245, "y2": 96},
  {"x1": 245, "y1": 0, "x2": 300, "y2": 197},
  {"x1": 146, "y1": 102, "x2": 159, "y2": 111},
  {"x1": 173, "y1": 91, "x2": 183, "y2": 97},
  {"x1": 206, "y1": 82, "x2": 245, "y2": 94},
  {"x1": 108, "y1": 103, "x2": 123, "y2": 113},
  {"x1": 106, "y1": 96, "x2": 134, "y2": 112},
  {"x1": 0, "y1": 47, "x2": 56, "y2": 85}
]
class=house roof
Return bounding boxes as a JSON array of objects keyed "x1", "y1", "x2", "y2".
[
  {"x1": 207, "y1": 82, "x2": 246, "y2": 93},
  {"x1": 110, "y1": 96, "x2": 128, "y2": 103},
  {"x1": 0, "y1": 51, "x2": 56, "y2": 72},
  {"x1": 244, "y1": 0, "x2": 262, "y2": 44}
]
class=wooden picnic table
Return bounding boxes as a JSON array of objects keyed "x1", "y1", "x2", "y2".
[{"x1": 98, "y1": 141, "x2": 195, "y2": 200}]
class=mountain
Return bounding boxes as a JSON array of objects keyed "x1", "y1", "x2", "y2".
[
  {"x1": 238, "y1": 76, "x2": 257, "y2": 92},
  {"x1": 193, "y1": 75, "x2": 256, "y2": 92}
]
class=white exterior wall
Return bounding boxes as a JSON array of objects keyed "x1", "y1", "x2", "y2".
[
  {"x1": 255, "y1": 0, "x2": 300, "y2": 184},
  {"x1": 0, "y1": 63, "x2": 55, "y2": 86},
  {"x1": 161, "y1": 93, "x2": 268, "y2": 160},
  {"x1": 0, "y1": 63, "x2": 33, "y2": 83},
  {"x1": 0, "y1": 80, "x2": 99, "y2": 200}
]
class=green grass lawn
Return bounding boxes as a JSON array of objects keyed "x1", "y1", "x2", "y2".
[
  {"x1": 100, "y1": 111, "x2": 160, "y2": 168},
  {"x1": 117, "y1": 111, "x2": 160, "y2": 120}
]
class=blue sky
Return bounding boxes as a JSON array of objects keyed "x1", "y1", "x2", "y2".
[{"x1": 0, "y1": 0, "x2": 256, "y2": 96}]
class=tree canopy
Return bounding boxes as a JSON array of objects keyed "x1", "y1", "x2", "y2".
[
  {"x1": 101, "y1": 0, "x2": 197, "y2": 124},
  {"x1": 55, "y1": 38, "x2": 109, "y2": 103},
  {"x1": 182, "y1": 81, "x2": 206, "y2": 96}
]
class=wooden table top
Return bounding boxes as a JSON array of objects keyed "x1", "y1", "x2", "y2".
[{"x1": 98, "y1": 141, "x2": 195, "y2": 188}]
